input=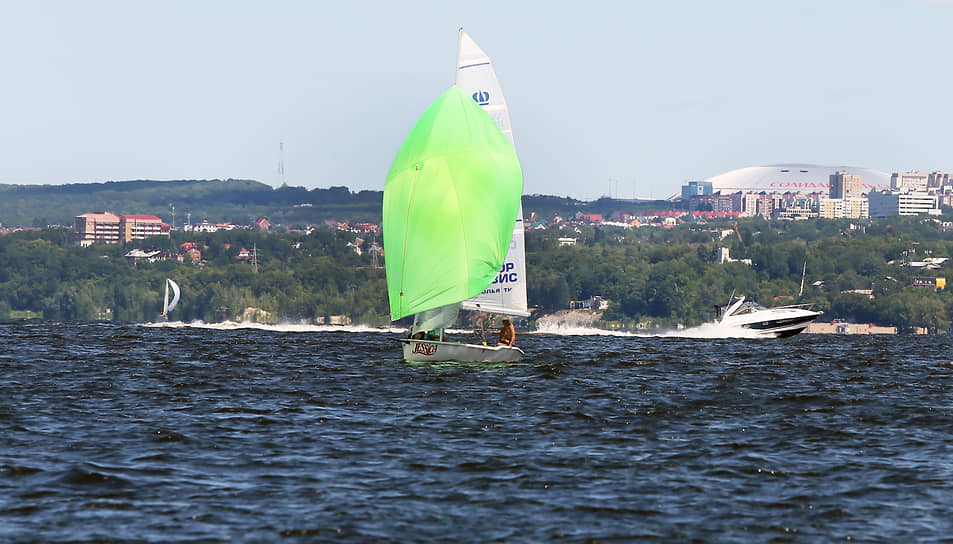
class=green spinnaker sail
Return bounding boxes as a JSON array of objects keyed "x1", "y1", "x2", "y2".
[{"x1": 383, "y1": 86, "x2": 523, "y2": 322}]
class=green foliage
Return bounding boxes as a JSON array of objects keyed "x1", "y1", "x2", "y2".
[
  {"x1": 0, "y1": 179, "x2": 383, "y2": 228},
  {"x1": 2, "y1": 209, "x2": 953, "y2": 333},
  {"x1": 525, "y1": 216, "x2": 953, "y2": 332},
  {"x1": 0, "y1": 226, "x2": 388, "y2": 324}
]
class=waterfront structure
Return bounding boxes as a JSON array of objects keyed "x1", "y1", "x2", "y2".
[
  {"x1": 868, "y1": 190, "x2": 940, "y2": 217},
  {"x1": 829, "y1": 171, "x2": 864, "y2": 199}
]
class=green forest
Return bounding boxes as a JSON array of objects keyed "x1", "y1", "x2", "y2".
[
  {"x1": 2, "y1": 215, "x2": 953, "y2": 333},
  {"x1": 0, "y1": 178, "x2": 658, "y2": 230},
  {"x1": 0, "y1": 179, "x2": 385, "y2": 228}
]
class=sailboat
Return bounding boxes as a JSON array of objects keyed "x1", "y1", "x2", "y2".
[
  {"x1": 159, "y1": 278, "x2": 180, "y2": 320},
  {"x1": 384, "y1": 80, "x2": 524, "y2": 362},
  {"x1": 384, "y1": 30, "x2": 527, "y2": 363}
]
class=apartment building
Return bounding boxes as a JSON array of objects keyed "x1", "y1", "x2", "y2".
[
  {"x1": 868, "y1": 190, "x2": 940, "y2": 217},
  {"x1": 73, "y1": 212, "x2": 169, "y2": 245},
  {"x1": 74, "y1": 212, "x2": 122, "y2": 247}
]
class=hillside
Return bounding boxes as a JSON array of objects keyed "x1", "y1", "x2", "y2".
[
  {"x1": 0, "y1": 179, "x2": 674, "y2": 228},
  {"x1": 0, "y1": 179, "x2": 384, "y2": 228}
]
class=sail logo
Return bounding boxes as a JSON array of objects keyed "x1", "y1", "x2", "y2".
[
  {"x1": 472, "y1": 91, "x2": 491, "y2": 106},
  {"x1": 413, "y1": 342, "x2": 438, "y2": 356},
  {"x1": 490, "y1": 262, "x2": 518, "y2": 285}
]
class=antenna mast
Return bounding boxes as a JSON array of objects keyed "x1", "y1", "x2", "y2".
[{"x1": 278, "y1": 141, "x2": 286, "y2": 187}]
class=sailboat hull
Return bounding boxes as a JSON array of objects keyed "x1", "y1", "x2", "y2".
[{"x1": 398, "y1": 339, "x2": 523, "y2": 363}]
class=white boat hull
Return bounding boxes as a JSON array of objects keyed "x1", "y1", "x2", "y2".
[
  {"x1": 398, "y1": 339, "x2": 523, "y2": 363},
  {"x1": 717, "y1": 297, "x2": 821, "y2": 338},
  {"x1": 728, "y1": 318, "x2": 818, "y2": 338}
]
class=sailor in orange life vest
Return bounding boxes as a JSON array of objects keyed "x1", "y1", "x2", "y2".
[{"x1": 497, "y1": 318, "x2": 516, "y2": 347}]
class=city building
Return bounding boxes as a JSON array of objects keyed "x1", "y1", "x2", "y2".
[
  {"x1": 74, "y1": 212, "x2": 121, "y2": 246},
  {"x1": 774, "y1": 192, "x2": 820, "y2": 220},
  {"x1": 928, "y1": 171, "x2": 952, "y2": 189},
  {"x1": 868, "y1": 190, "x2": 940, "y2": 217},
  {"x1": 818, "y1": 197, "x2": 868, "y2": 219},
  {"x1": 74, "y1": 212, "x2": 170, "y2": 246},
  {"x1": 687, "y1": 193, "x2": 734, "y2": 212},
  {"x1": 891, "y1": 172, "x2": 929, "y2": 192},
  {"x1": 829, "y1": 171, "x2": 864, "y2": 199},
  {"x1": 732, "y1": 192, "x2": 774, "y2": 219},
  {"x1": 120, "y1": 215, "x2": 168, "y2": 242},
  {"x1": 681, "y1": 180, "x2": 713, "y2": 200}
]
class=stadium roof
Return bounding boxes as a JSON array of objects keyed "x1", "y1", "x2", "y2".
[{"x1": 705, "y1": 163, "x2": 891, "y2": 194}]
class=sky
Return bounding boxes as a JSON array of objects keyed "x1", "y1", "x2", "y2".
[{"x1": 1, "y1": 0, "x2": 951, "y2": 201}]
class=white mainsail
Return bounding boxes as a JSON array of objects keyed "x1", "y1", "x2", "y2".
[
  {"x1": 162, "y1": 278, "x2": 180, "y2": 316},
  {"x1": 455, "y1": 29, "x2": 529, "y2": 317}
]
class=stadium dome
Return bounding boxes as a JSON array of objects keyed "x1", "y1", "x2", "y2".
[{"x1": 705, "y1": 163, "x2": 891, "y2": 194}]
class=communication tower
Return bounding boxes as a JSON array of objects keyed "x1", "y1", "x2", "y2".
[{"x1": 278, "y1": 141, "x2": 286, "y2": 187}]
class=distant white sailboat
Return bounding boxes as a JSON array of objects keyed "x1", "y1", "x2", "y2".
[{"x1": 159, "y1": 278, "x2": 180, "y2": 320}]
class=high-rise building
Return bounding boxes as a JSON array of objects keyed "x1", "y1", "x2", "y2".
[
  {"x1": 928, "y1": 171, "x2": 952, "y2": 189},
  {"x1": 681, "y1": 180, "x2": 713, "y2": 200},
  {"x1": 891, "y1": 172, "x2": 929, "y2": 192},
  {"x1": 868, "y1": 190, "x2": 940, "y2": 217},
  {"x1": 829, "y1": 171, "x2": 863, "y2": 199}
]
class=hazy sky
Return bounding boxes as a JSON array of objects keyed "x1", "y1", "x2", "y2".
[{"x1": 1, "y1": 0, "x2": 951, "y2": 200}]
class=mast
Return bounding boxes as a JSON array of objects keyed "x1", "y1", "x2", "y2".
[{"x1": 162, "y1": 279, "x2": 170, "y2": 316}]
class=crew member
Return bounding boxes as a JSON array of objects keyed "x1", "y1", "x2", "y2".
[{"x1": 497, "y1": 318, "x2": 515, "y2": 347}]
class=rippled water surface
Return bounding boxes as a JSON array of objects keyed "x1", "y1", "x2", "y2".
[{"x1": 3, "y1": 322, "x2": 953, "y2": 542}]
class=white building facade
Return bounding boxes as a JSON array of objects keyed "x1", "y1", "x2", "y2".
[{"x1": 868, "y1": 191, "x2": 940, "y2": 217}]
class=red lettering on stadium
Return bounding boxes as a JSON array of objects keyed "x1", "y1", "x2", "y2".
[{"x1": 768, "y1": 182, "x2": 830, "y2": 188}]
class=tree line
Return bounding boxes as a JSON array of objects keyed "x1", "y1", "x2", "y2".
[{"x1": 1, "y1": 215, "x2": 952, "y2": 333}]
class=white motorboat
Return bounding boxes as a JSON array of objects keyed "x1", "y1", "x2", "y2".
[{"x1": 716, "y1": 296, "x2": 821, "y2": 338}]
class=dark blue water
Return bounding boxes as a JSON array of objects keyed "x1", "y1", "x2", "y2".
[{"x1": 2, "y1": 322, "x2": 953, "y2": 542}]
